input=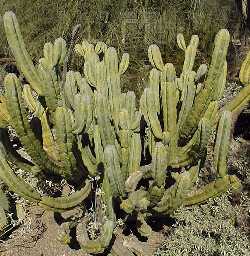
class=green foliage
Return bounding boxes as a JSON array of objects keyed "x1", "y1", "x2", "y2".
[
  {"x1": 0, "y1": 0, "x2": 237, "y2": 99},
  {"x1": 0, "y1": 12, "x2": 249, "y2": 254},
  {"x1": 0, "y1": 1, "x2": 235, "y2": 57},
  {"x1": 155, "y1": 194, "x2": 250, "y2": 256}
]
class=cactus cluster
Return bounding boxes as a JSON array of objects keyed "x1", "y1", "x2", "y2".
[{"x1": 0, "y1": 11, "x2": 249, "y2": 254}]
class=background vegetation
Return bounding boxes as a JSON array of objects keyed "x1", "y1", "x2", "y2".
[{"x1": 0, "y1": 0, "x2": 241, "y2": 96}]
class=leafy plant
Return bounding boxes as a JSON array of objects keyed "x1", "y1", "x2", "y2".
[{"x1": 0, "y1": 11, "x2": 249, "y2": 255}]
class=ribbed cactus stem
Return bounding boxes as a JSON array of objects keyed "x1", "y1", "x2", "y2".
[
  {"x1": 0, "y1": 188, "x2": 9, "y2": 231},
  {"x1": 151, "y1": 142, "x2": 167, "y2": 187},
  {"x1": 177, "y1": 33, "x2": 186, "y2": 51},
  {"x1": 184, "y1": 175, "x2": 241, "y2": 206},
  {"x1": 180, "y1": 29, "x2": 230, "y2": 140},
  {"x1": 79, "y1": 220, "x2": 114, "y2": 254},
  {"x1": 177, "y1": 71, "x2": 196, "y2": 132},
  {"x1": 4, "y1": 74, "x2": 60, "y2": 174},
  {"x1": 0, "y1": 143, "x2": 41, "y2": 202},
  {"x1": 148, "y1": 44, "x2": 164, "y2": 71},
  {"x1": 127, "y1": 133, "x2": 141, "y2": 175},
  {"x1": 39, "y1": 180, "x2": 91, "y2": 211},
  {"x1": 214, "y1": 111, "x2": 232, "y2": 178},
  {"x1": 182, "y1": 35, "x2": 199, "y2": 74},
  {"x1": 3, "y1": 12, "x2": 43, "y2": 95},
  {"x1": 104, "y1": 145, "x2": 125, "y2": 197},
  {"x1": 239, "y1": 50, "x2": 250, "y2": 84}
]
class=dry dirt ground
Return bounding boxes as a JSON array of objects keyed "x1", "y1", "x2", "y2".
[
  {"x1": 0, "y1": 206, "x2": 89, "y2": 256},
  {"x1": 0, "y1": 204, "x2": 167, "y2": 256}
]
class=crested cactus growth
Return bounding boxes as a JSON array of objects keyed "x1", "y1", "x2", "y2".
[{"x1": 0, "y1": 11, "x2": 249, "y2": 255}]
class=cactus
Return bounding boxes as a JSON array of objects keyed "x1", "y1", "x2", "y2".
[
  {"x1": 0, "y1": 188, "x2": 9, "y2": 232},
  {"x1": 0, "y1": 12, "x2": 249, "y2": 255}
]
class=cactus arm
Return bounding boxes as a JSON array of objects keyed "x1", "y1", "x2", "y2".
[
  {"x1": 216, "y1": 61, "x2": 227, "y2": 98},
  {"x1": 154, "y1": 166, "x2": 199, "y2": 213},
  {"x1": 177, "y1": 72, "x2": 196, "y2": 131},
  {"x1": 185, "y1": 111, "x2": 240, "y2": 206},
  {"x1": 148, "y1": 45, "x2": 164, "y2": 71},
  {"x1": 180, "y1": 29, "x2": 230, "y2": 139},
  {"x1": 93, "y1": 125, "x2": 104, "y2": 163},
  {"x1": 140, "y1": 88, "x2": 163, "y2": 140},
  {"x1": 125, "y1": 171, "x2": 144, "y2": 192},
  {"x1": 216, "y1": 51, "x2": 250, "y2": 121},
  {"x1": 0, "y1": 144, "x2": 41, "y2": 202},
  {"x1": 164, "y1": 81, "x2": 178, "y2": 152},
  {"x1": 72, "y1": 94, "x2": 93, "y2": 134},
  {"x1": 64, "y1": 71, "x2": 78, "y2": 108},
  {"x1": 95, "y1": 92, "x2": 116, "y2": 146},
  {"x1": 22, "y1": 84, "x2": 60, "y2": 162},
  {"x1": 195, "y1": 64, "x2": 207, "y2": 81},
  {"x1": 39, "y1": 180, "x2": 91, "y2": 211},
  {"x1": 95, "y1": 41, "x2": 108, "y2": 54},
  {"x1": 79, "y1": 220, "x2": 114, "y2": 254},
  {"x1": 37, "y1": 63, "x2": 59, "y2": 112},
  {"x1": 4, "y1": 74, "x2": 60, "y2": 173},
  {"x1": 127, "y1": 133, "x2": 141, "y2": 175},
  {"x1": 149, "y1": 69, "x2": 161, "y2": 114},
  {"x1": 77, "y1": 136, "x2": 97, "y2": 176},
  {"x1": 40, "y1": 111, "x2": 60, "y2": 162},
  {"x1": 170, "y1": 117, "x2": 211, "y2": 168},
  {"x1": 120, "y1": 189, "x2": 150, "y2": 214},
  {"x1": 222, "y1": 84, "x2": 250, "y2": 116},
  {"x1": 104, "y1": 145, "x2": 125, "y2": 197},
  {"x1": 3, "y1": 12, "x2": 43, "y2": 95},
  {"x1": 0, "y1": 128, "x2": 40, "y2": 174},
  {"x1": 177, "y1": 33, "x2": 186, "y2": 51},
  {"x1": 0, "y1": 207, "x2": 8, "y2": 231},
  {"x1": 102, "y1": 175, "x2": 115, "y2": 221},
  {"x1": 0, "y1": 188, "x2": 9, "y2": 231},
  {"x1": 40, "y1": 38, "x2": 66, "y2": 69},
  {"x1": 0, "y1": 96, "x2": 11, "y2": 127},
  {"x1": 183, "y1": 175, "x2": 241, "y2": 206},
  {"x1": 137, "y1": 213, "x2": 152, "y2": 237},
  {"x1": 151, "y1": 142, "x2": 167, "y2": 187},
  {"x1": 214, "y1": 111, "x2": 232, "y2": 177},
  {"x1": 119, "y1": 53, "x2": 129, "y2": 75},
  {"x1": 54, "y1": 107, "x2": 76, "y2": 177},
  {"x1": 182, "y1": 35, "x2": 199, "y2": 74},
  {"x1": 239, "y1": 50, "x2": 250, "y2": 84},
  {"x1": 204, "y1": 29, "x2": 230, "y2": 93}
]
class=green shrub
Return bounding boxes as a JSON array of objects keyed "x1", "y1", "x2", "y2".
[{"x1": 155, "y1": 194, "x2": 250, "y2": 256}]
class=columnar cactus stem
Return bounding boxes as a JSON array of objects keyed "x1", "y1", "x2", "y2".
[
  {"x1": 214, "y1": 111, "x2": 232, "y2": 178},
  {"x1": 0, "y1": 188, "x2": 9, "y2": 231},
  {"x1": 179, "y1": 29, "x2": 230, "y2": 140},
  {"x1": 3, "y1": 12, "x2": 43, "y2": 95},
  {"x1": 184, "y1": 175, "x2": 241, "y2": 206},
  {"x1": 181, "y1": 35, "x2": 199, "y2": 74},
  {"x1": 104, "y1": 145, "x2": 125, "y2": 197},
  {"x1": 0, "y1": 142, "x2": 41, "y2": 202},
  {"x1": 4, "y1": 74, "x2": 60, "y2": 173},
  {"x1": 39, "y1": 180, "x2": 91, "y2": 211},
  {"x1": 78, "y1": 220, "x2": 114, "y2": 254}
]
